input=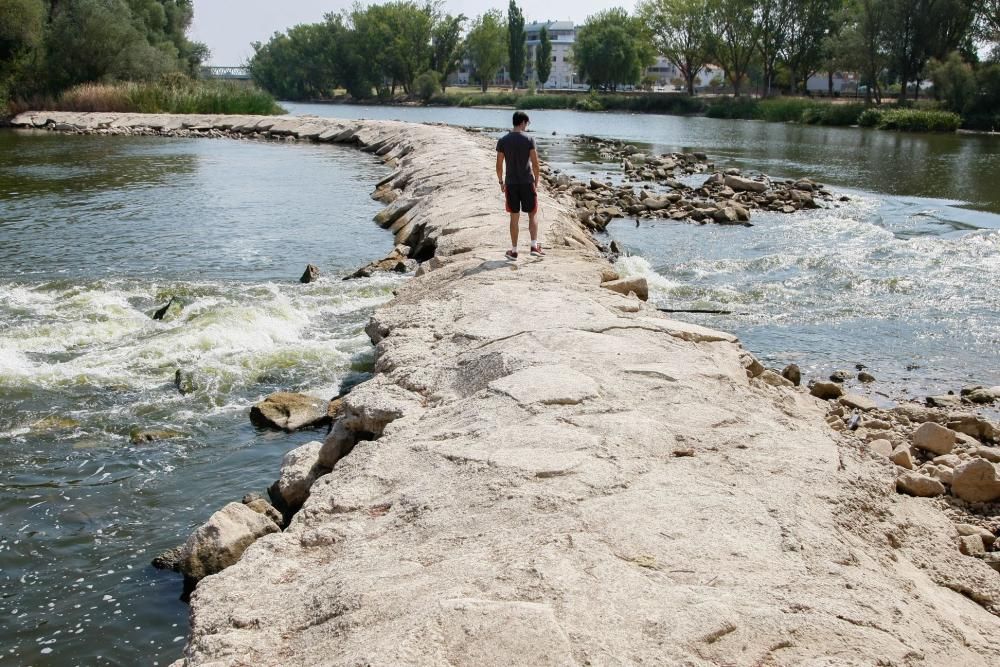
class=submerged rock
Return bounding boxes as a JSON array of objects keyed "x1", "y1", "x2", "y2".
[{"x1": 781, "y1": 364, "x2": 801, "y2": 386}]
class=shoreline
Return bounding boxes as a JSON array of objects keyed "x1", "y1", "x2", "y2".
[{"x1": 9, "y1": 112, "x2": 1000, "y2": 664}]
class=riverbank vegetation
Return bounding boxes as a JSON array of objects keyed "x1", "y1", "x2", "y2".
[
  {"x1": 8, "y1": 79, "x2": 284, "y2": 115},
  {"x1": 248, "y1": 0, "x2": 999, "y2": 133},
  {"x1": 0, "y1": 1, "x2": 281, "y2": 116}
]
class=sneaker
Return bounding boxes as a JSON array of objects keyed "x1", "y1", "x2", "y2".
[
  {"x1": 505, "y1": 249, "x2": 518, "y2": 260},
  {"x1": 530, "y1": 244, "x2": 545, "y2": 257}
]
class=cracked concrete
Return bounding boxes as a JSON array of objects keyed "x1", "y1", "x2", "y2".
[{"x1": 11, "y1": 111, "x2": 1000, "y2": 665}]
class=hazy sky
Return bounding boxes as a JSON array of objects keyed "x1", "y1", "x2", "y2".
[{"x1": 190, "y1": 1, "x2": 615, "y2": 65}]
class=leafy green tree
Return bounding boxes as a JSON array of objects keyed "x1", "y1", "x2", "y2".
[
  {"x1": 928, "y1": 50, "x2": 977, "y2": 111},
  {"x1": 351, "y1": 1, "x2": 434, "y2": 96},
  {"x1": 507, "y1": 0, "x2": 525, "y2": 89},
  {"x1": 782, "y1": 0, "x2": 841, "y2": 94},
  {"x1": 707, "y1": 0, "x2": 759, "y2": 96},
  {"x1": 638, "y1": 0, "x2": 713, "y2": 96},
  {"x1": 414, "y1": 69, "x2": 440, "y2": 100},
  {"x1": 574, "y1": 8, "x2": 655, "y2": 91},
  {"x1": 834, "y1": 0, "x2": 889, "y2": 104},
  {"x1": 467, "y1": 9, "x2": 506, "y2": 92},
  {"x1": 0, "y1": 0, "x2": 46, "y2": 100},
  {"x1": 249, "y1": 18, "x2": 342, "y2": 100},
  {"x1": 535, "y1": 25, "x2": 552, "y2": 89},
  {"x1": 755, "y1": 0, "x2": 793, "y2": 97},
  {"x1": 431, "y1": 13, "x2": 465, "y2": 91}
]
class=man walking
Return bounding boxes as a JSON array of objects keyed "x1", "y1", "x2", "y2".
[{"x1": 496, "y1": 111, "x2": 543, "y2": 260}]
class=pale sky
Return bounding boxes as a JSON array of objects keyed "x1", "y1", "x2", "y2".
[{"x1": 190, "y1": 1, "x2": 618, "y2": 66}]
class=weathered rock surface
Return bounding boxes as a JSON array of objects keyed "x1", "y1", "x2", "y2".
[
  {"x1": 299, "y1": 263, "x2": 320, "y2": 283},
  {"x1": 810, "y1": 380, "x2": 844, "y2": 400},
  {"x1": 271, "y1": 441, "x2": 324, "y2": 513},
  {"x1": 600, "y1": 276, "x2": 649, "y2": 301},
  {"x1": 912, "y1": 422, "x2": 957, "y2": 456},
  {"x1": 248, "y1": 392, "x2": 330, "y2": 432},
  {"x1": 178, "y1": 503, "x2": 280, "y2": 581},
  {"x1": 951, "y1": 459, "x2": 1000, "y2": 503},
  {"x1": 897, "y1": 471, "x2": 946, "y2": 497},
  {"x1": 18, "y1": 112, "x2": 1000, "y2": 667}
]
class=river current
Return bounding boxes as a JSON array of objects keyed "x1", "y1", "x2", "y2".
[
  {"x1": 1, "y1": 105, "x2": 999, "y2": 664},
  {"x1": 0, "y1": 131, "x2": 394, "y2": 665}
]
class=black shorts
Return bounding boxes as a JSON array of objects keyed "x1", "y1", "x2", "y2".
[{"x1": 504, "y1": 183, "x2": 538, "y2": 214}]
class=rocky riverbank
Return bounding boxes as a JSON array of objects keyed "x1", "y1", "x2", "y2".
[{"x1": 9, "y1": 111, "x2": 1000, "y2": 664}]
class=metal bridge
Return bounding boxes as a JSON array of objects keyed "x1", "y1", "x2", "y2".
[{"x1": 200, "y1": 66, "x2": 251, "y2": 80}]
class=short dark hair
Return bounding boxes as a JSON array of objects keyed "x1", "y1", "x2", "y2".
[{"x1": 513, "y1": 111, "x2": 529, "y2": 127}]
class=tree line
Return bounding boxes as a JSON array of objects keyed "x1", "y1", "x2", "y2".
[
  {"x1": 0, "y1": 0, "x2": 208, "y2": 105},
  {"x1": 247, "y1": 0, "x2": 998, "y2": 113}
]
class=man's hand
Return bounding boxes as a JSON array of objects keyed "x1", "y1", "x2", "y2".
[{"x1": 499, "y1": 180, "x2": 505, "y2": 192}]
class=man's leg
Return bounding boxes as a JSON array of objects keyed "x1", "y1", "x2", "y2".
[
  {"x1": 528, "y1": 211, "x2": 538, "y2": 247},
  {"x1": 509, "y1": 212, "x2": 520, "y2": 248}
]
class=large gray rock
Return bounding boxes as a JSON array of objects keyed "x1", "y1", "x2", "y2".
[
  {"x1": 724, "y1": 174, "x2": 767, "y2": 193},
  {"x1": 273, "y1": 441, "x2": 324, "y2": 512},
  {"x1": 951, "y1": 459, "x2": 1000, "y2": 503},
  {"x1": 178, "y1": 503, "x2": 279, "y2": 581},
  {"x1": 912, "y1": 422, "x2": 956, "y2": 456},
  {"x1": 249, "y1": 392, "x2": 331, "y2": 432}
]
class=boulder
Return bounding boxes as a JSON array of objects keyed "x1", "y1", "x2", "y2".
[
  {"x1": 829, "y1": 370, "x2": 850, "y2": 383},
  {"x1": 951, "y1": 459, "x2": 1000, "y2": 503},
  {"x1": 711, "y1": 207, "x2": 740, "y2": 224},
  {"x1": 740, "y1": 354, "x2": 765, "y2": 379},
  {"x1": 966, "y1": 388, "x2": 999, "y2": 404},
  {"x1": 249, "y1": 392, "x2": 331, "y2": 432},
  {"x1": 974, "y1": 446, "x2": 1000, "y2": 463},
  {"x1": 758, "y1": 370, "x2": 794, "y2": 387},
  {"x1": 869, "y1": 439, "x2": 893, "y2": 458},
  {"x1": 946, "y1": 413, "x2": 997, "y2": 443},
  {"x1": 926, "y1": 394, "x2": 962, "y2": 409},
  {"x1": 911, "y1": 422, "x2": 956, "y2": 455},
  {"x1": 600, "y1": 277, "x2": 649, "y2": 302},
  {"x1": 958, "y1": 535, "x2": 986, "y2": 556},
  {"x1": 890, "y1": 445, "x2": 915, "y2": 470},
  {"x1": 810, "y1": 381, "x2": 844, "y2": 400},
  {"x1": 244, "y1": 498, "x2": 284, "y2": 527},
  {"x1": 151, "y1": 546, "x2": 184, "y2": 572},
  {"x1": 724, "y1": 175, "x2": 767, "y2": 193},
  {"x1": 858, "y1": 371, "x2": 876, "y2": 383},
  {"x1": 300, "y1": 264, "x2": 320, "y2": 284},
  {"x1": 781, "y1": 364, "x2": 801, "y2": 386},
  {"x1": 840, "y1": 393, "x2": 876, "y2": 412},
  {"x1": 896, "y1": 472, "x2": 945, "y2": 497},
  {"x1": 955, "y1": 523, "x2": 996, "y2": 548},
  {"x1": 178, "y1": 503, "x2": 280, "y2": 581},
  {"x1": 273, "y1": 441, "x2": 324, "y2": 513}
]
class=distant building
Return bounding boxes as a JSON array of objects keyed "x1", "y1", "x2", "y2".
[
  {"x1": 644, "y1": 57, "x2": 721, "y2": 90},
  {"x1": 524, "y1": 21, "x2": 578, "y2": 88},
  {"x1": 806, "y1": 72, "x2": 859, "y2": 94}
]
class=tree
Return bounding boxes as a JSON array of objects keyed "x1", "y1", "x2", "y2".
[
  {"x1": 928, "y1": 51, "x2": 977, "y2": 111},
  {"x1": 782, "y1": 0, "x2": 840, "y2": 94},
  {"x1": 0, "y1": 0, "x2": 45, "y2": 102},
  {"x1": 431, "y1": 13, "x2": 465, "y2": 91},
  {"x1": 467, "y1": 10, "x2": 506, "y2": 92},
  {"x1": 637, "y1": 0, "x2": 713, "y2": 96},
  {"x1": 248, "y1": 18, "x2": 342, "y2": 100},
  {"x1": 536, "y1": 25, "x2": 552, "y2": 89},
  {"x1": 835, "y1": 0, "x2": 889, "y2": 104},
  {"x1": 708, "y1": 0, "x2": 760, "y2": 96},
  {"x1": 507, "y1": 0, "x2": 525, "y2": 89},
  {"x1": 755, "y1": 0, "x2": 794, "y2": 97},
  {"x1": 574, "y1": 8, "x2": 655, "y2": 91},
  {"x1": 352, "y1": 1, "x2": 434, "y2": 96}
]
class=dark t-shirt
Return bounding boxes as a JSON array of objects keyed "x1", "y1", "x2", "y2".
[{"x1": 496, "y1": 131, "x2": 536, "y2": 185}]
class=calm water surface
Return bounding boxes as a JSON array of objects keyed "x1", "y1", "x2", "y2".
[{"x1": 0, "y1": 131, "x2": 393, "y2": 665}]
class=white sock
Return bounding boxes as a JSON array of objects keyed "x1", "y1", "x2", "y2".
[
  {"x1": 510, "y1": 246, "x2": 517, "y2": 252},
  {"x1": 530, "y1": 240, "x2": 539, "y2": 248}
]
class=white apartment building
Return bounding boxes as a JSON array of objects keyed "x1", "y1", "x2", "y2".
[
  {"x1": 645, "y1": 57, "x2": 721, "y2": 90},
  {"x1": 524, "y1": 21, "x2": 578, "y2": 88}
]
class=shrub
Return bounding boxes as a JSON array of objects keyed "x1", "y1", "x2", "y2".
[
  {"x1": 856, "y1": 107, "x2": 961, "y2": 132},
  {"x1": 414, "y1": 70, "x2": 441, "y2": 102},
  {"x1": 574, "y1": 96, "x2": 604, "y2": 111},
  {"x1": 704, "y1": 96, "x2": 759, "y2": 119},
  {"x1": 756, "y1": 98, "x2": 815, "y2": 122},
  {"x1": 800, "y1": 103, "x2": 866, "y2": 126}
]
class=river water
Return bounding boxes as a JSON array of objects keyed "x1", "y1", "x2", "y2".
[
  {"x1": 0, "y1": 131, "x2": 394, "y2": 665},
  {"x1": 1, "y1": 105, "x2": 999, "y2": 664},
  {"x1": 286, "y1": 102, "x2": 1000, "y2": 403}
]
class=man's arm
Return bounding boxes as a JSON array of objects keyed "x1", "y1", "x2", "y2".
[
  {"x1": 496, "y1": 151, "x2": 505, "y2": 190},
  {"x1": 530, "y1": 148, "x2": 540, "y2": 187}
]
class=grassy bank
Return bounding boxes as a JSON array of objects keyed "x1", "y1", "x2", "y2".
[
  {"x1": 7, "y1": 81, "x2": 285, "y2": 117},
  {"x1": 428, "y1": 90, "x2": 704, "y2": 115}
]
